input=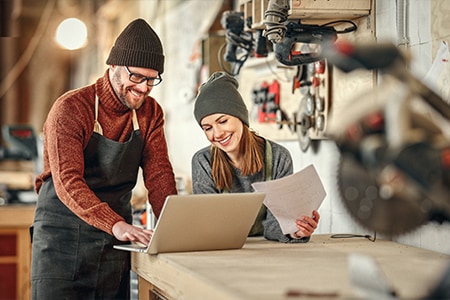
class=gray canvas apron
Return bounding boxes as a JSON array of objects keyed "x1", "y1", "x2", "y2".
[
  {"x1": 31, "y1": 95, "x2": 143, "y2": 300},
  {"x1": 248, "y1": 139, "x2": 272, "y2": 236}
]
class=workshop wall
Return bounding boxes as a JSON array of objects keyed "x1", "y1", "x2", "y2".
[
  {"x1": 374, "y1": 0, "x2": 450, "y2": 254},
  {"x1": 16, "y1": 0, "x2": 447, "y2": 254},
  {"x1": 234, "y1": 5, "x2": 378, "y2": 245},
  {"x1": 148, "y1": 0, "x2": 225, "y2": 193},
  {"x1": 153, "y1": 0, "x2": 450, "y2": 254}
]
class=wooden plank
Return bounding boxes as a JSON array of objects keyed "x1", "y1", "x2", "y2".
[
  {"x1": 289, "y1": 0, "x2": 371, "y2": 20},
  {"x1": 240, "y1": 0, "x2": 252, "y2": 24},
  {"x1": 292, "y1": 0, "x2": 371, "y2": 10},
  {"x1": 0, "y1": 257, "x2": 17, "y2": 263},
  {"x1": 16, "y1": 229, "x2": 31, "y2": 300},
  {"x1": 138, "y1": 276, "x2": 153, "y2": 300},
  {"x1": 133, "y1": 253, "x2": 243, "y2": 300},
  {"x1": 0, "y1": 160, "x2": 34, "y2": 171},
  {"x1": 132, "y1": 235, "x2": 449, "y2": 300},
  {"x1": 0, "y1": 205, "x2": 35, "y2": 227},
  {"x1": 0, "y1": 227, "x2": 32, "y2": 300},
  {"x1": 251, "y1": 0, "x2": 269, "y2": 29},
  {"x1": 0, "y1": 171, "x2": 34, "y2": 190}
]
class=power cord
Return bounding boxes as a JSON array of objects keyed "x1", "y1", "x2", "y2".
[
  {"x1": 331, "y1": 231, "x2": 377, "y2": 242},
  {"x1": 218, "y1": 29, "x2": 253, "y2": 76}
]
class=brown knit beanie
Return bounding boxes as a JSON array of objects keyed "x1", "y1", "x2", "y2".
[
  {"x1": 194, "y1": 72, "x2": 249, "y2": 126},
  {"x1": 106, "y1": 18, "x2": 164, "y2": 74}
]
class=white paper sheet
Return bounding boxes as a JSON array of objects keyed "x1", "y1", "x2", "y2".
[{"x1": 251, "y1": 164, "x2": 326, "y2": 234}]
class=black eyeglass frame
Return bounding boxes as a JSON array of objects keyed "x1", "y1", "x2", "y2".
[{"x1": 124, "y1": 66, "x2": 162, "y2": 86}]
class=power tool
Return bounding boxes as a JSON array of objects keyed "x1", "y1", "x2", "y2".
[
  {"x1": 272, "y1": 21, "x2": 337, "y2": 66},
  {"x1": 220, "y1": 10, "x2": 253, "y2": 75},
  {"x1": 0, "y1": 124, "x2": 38, "y2": 204},
  {"x1": 323, "y1": 41, "x2": 450, "y2": 235},
  {"x1": 263, "y1": 0, "x2": 355, "y2": 66},
  {"x1": 221, "y1": 10, "x2": 246, "y2": 63},
  {"x1": 0, "y1": 124, "x2": 38, "y2": 161}
]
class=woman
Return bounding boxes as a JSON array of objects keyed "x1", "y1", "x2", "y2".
[{"x1": 191, "y1": 71, "x2": 320, "y2": 243}]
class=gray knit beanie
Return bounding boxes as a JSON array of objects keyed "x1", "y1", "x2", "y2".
[
  {"x1": 194, "y1": 72, "x2": 249, "y2": 126},
  {"x1": 106, "y1": 18, "x2": 164, "y2": 74}
]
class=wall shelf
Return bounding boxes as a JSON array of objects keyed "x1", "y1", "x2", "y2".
[
  {"x1": 289, "y1": 0, "x2": 371, "y2": 20},
  {"x1": 239, "y1": 0, "x2": 372, "y2": 29}
]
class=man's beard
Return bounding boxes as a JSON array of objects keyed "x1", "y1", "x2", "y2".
[{"x1": 111, "y1": 69, "x2": 142, "y2": 109}]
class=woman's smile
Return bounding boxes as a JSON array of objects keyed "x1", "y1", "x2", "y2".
[{"x1": 217, "y1": 134, "x2": 232, "y2": 146}]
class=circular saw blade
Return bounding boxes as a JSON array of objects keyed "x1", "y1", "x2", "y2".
[
  {"x1": 337, "y1": 154, "x2": 430, "y2": 235},
  {"x1": 297, "y1": 93, "x2": 313, "y2": 152}
]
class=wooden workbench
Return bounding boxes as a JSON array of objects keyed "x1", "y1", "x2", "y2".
[
  {"x1": 132, "y1": 234, "x2": 449, "y2": 300},
  {"x1": 0, "y1": 204, "x2": 35, "y2": 300}
]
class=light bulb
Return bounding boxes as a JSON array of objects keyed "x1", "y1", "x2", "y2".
[{"x1": 55, "y1": 18, "x2": 88, "y2": 50}]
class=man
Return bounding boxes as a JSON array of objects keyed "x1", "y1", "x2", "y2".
[{"x1": 31, "y1": 19, "x2": 177, "y2": 299}]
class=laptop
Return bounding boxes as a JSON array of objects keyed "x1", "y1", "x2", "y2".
[{"x1": 113, "y1": 192, "x2": 266, "y2": 254}]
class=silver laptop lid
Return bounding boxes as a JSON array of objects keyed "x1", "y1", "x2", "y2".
[{"x1": 146, "y1": 192, "x2": 266, "y2": 254}]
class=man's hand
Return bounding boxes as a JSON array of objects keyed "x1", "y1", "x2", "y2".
[
  {"x1": 291, "y1": 210, "x2": 320, "y2": 239},
  {"x1": 112, "y1": 221, "x2": 153, "y2": 246}
]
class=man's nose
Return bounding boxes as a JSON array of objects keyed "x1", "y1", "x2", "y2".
[{"x1": 136, "y1": 80, "x2": 151, "y2": 92}]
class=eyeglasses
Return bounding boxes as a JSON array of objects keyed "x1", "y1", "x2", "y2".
[{"x1": 124, "y1": 66, "x2": 162, "y2": 86}]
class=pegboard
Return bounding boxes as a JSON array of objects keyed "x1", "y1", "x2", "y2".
[
  {"x1": 238, "y1": 55, "x2": 302, "y2": 141},
  {"x1": 238, "y1": 56, "x2": 331, "y2": 150}
]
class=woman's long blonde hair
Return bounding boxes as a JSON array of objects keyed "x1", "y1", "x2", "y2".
[{"x1": 210, "y1": 125, "x2": 265, "y2": 191}]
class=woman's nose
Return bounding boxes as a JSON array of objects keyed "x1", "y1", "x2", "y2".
[{"x1": 213, "y1": 127, "x2": 224, "y2": 139}]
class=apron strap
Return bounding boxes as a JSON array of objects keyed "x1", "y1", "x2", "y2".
[
  {"x1": 93, "y1": 95, "x2": 103, "y2": 135},
  {"x1": 132, "y1": 109, "x2": 139, "y2": 130},
  {"x1": 93, "y1": 95, "x2": 140, "y2": 135},
  {"x1": 264, "y1": 139, "x2": 272, "y2": 181},
  {"x1": 247, "y1": 139, "x2": 272, "y2": 236}
]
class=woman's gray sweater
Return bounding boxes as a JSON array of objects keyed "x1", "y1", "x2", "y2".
[{"x1": 191, "y1": 139, "x2": 310, "y2": 243}]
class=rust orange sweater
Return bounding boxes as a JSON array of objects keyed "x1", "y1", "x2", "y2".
[{"x1": 35, "y1": 70, "x2": 178, "y2": 234}]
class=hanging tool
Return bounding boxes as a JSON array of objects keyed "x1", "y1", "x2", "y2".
[
  {"x1": 252, "y1": 81, "x2": 269, "y2": 123},
  {"x1": 296, "y1": 89, "x2": 315, "y2": 151},
  {"x1": 292, "y1": 65, "x2": 312, "y2": 94},
  {"x1": 265, "y1": 80, "x2": 281, "y2": 123},
  {"x1": 264, "y1": 0, "x2": 290, "y2": 44},
  {"x1": 254, "y1": 29, "x2": 269, "y2": 58},
  {"x1": 221, "y1": 10, "x2": 246, "y2": 63},
  {"x1": 263, "y1": 0, "x2": 356, "y2": 66},
  {"x1": 220, "y1": 11, "x2": 253, "y2": 75},
  {"x1": 252, "y1": 80, "x2": 282, "y2": 123},
  {"x1": 273, "y1": 21, "x2": 338, "y2": 66}
]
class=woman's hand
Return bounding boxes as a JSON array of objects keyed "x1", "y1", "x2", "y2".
[
  {"x1": 112, "y1": 221, "x2": 153, "y2": 246},
  {"x1": 290, "y1": 210, "x2": 320, "y2": 239}
]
